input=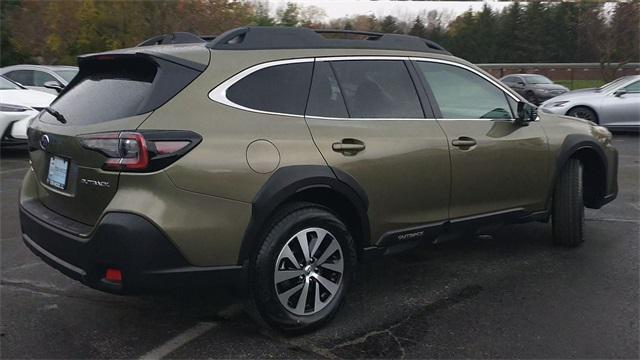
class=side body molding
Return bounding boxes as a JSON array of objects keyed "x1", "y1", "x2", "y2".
[{"x1": 237, "y1": 165, "x2": 370, "y2": 264}]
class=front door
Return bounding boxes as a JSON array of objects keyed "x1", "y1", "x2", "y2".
[
  {"x1": 305, "y1": 59, "x2": 451, "y2": 244},
  {"x1": 600, "y1": 80, "x2": 640, "y2": 127},
  {"x1": 413, "y1": 60, "x2": 550, "y2": 219}
]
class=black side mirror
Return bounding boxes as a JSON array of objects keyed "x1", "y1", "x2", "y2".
[
  {"x1": 516, "y1": 101, "x2": 536, "y2": 126},
  {"x1": 517, "y1": 81, "x2": 525, "y2": 86},
  {"x1": 613, "y1": 89, "x2": 627, "y2": 97},
  {"x1": 43, "y1": 81, "x2": 64, "y2": 93}
]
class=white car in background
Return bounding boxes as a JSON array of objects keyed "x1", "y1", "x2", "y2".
[
  {"x1": 0, "y1": 65, "x2": 78, "y2": 95},
  {"x1": 0, "y1": 75, "x2": 56, "y2": 146}
]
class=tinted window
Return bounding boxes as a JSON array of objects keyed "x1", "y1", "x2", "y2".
[
  {"x1": 525, "y1": 75, "x2": 552, "y2": 84},
  {"x1": 306, "y1": 62, "x2": 348, "y2": 118},
  {"x1": 416, "y1": 62, "x2": 513, "y2": 120},
  {"x1": 624, "y1": 80, "x2": 640, "y2": 93},
  {"x1": 502, "y1": 76, "x2": 515, "y2": 83},
  {"x1": 44, "y1": 57, "x2": 201, "y2": 125},
  {"x1": 33, "y1": 71, "x2": 58, "y2": 86},
  {"x1": 0, "y1": 76, "x2": 22, "y2": 90},
  {"x1": 6, "y1": 70, "x2": 34, "y2": 86},
  {"x1": 331, "y1": 60, "x2": 423, "y2": 118},
  {"x1": 54, "y1": 69, "x2": 78, "y2": 83},
  {"x1": 227, "y1": 62, "x2": 313, "y2": 115}
]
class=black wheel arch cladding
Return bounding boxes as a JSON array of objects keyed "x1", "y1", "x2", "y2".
[
  {"x1": 550, "y1": 134, "x2": 610, "y2": 209},
  {"x1": 237, "y1": 165, "x2": 370, "y2": 265}
]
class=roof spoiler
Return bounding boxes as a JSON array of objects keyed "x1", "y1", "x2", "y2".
[{"x1": 137, "y1": 32, "x2": 216, "y2": 47}]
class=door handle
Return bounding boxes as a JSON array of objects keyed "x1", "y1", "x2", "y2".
[
  {"x1": 332, "y1": 139, "x2": 365, "y2": 155},
  {"x1": 451, "y1": 137, "x2": 477, "y2": 148}
]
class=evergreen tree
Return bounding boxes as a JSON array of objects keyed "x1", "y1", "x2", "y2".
[
  {"x1": 277, "y1": 2, "x2": 300, "y2": 27},
  {"x1": 409, "y1": 16, "x2": 427, "y2": 38},
  {"x1": 380, "y1": 15, "x2": 399, "y2": 34},
  {"x1": 473, "y1": 4, "x2": 499, "y2": 63},
  {"x1": 521, "y1": 0, "x2": 549, "y2": 62},
  {"x1": 252, "y1": 2, "x2": 276, "y2": 26},
  {"x1": 497, "y1": 1, "x2": 527, "y2": 62}
]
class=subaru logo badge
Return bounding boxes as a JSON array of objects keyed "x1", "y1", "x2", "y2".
[{"x1": 40, "y1": 134, "x2": 50, "y2": 151}]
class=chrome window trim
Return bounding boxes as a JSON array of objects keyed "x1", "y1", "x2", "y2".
[
  {"x1": 208, "y1": 55, "x2": 521, "y2": 119},
  {"x1": 409, "y1": 56, "x2": 521, "y2": 102},
  {"x1": 316, "y1": 56, "x2": 411, "y2": 62}
]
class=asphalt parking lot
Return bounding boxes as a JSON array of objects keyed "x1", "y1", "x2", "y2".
[{"x1": 1, "y1": 135, "x2": 638, "y2": 359}]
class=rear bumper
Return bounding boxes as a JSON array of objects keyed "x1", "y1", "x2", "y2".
[{"x1": 20, "y1": 200, "x2": 246, "y2": 294}]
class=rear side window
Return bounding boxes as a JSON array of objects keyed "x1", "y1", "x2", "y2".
[
  {"x1": 227, "y1": 62, "x2": 313, "y2": 115},
  {"x1": 306, "y1": 62, "x2": 349, "y2": 118},
  {"x1": 6, "y1": 70, "x2": 34, "y2": 86},
  {"x1": 330, "y1": 60, "x2": 423, "y2": 118},
  {"x1": 44, "y1": 57, "x2": 201, "y2": 125},
  {"x1": 416, "y1": 61, "x2": 513, "y2": 120},
  {"x1": 33, "y1": 71, "x2": 58, "y2": 86},
  {"x1": 624, "y1": 80, "x2": 640, "y2": 93}
]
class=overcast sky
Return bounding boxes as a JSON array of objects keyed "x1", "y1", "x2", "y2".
[{"x1": 261, "y1": 1, "x2": 617, "y2": 24}]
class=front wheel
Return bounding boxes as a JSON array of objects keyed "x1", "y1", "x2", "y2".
[
  {"x1": 552, "y1": 159, "x2": 584, "y2": 247},
  {"x1": 248, "y1": 202, "x2": 357, "y2": 332},
  {"x1": 567, "y1": 106, "x2": 598, "y2": 123}
]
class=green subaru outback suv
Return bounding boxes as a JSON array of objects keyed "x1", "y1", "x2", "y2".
[{"x1": 20, "y1": 27, "x2": 618, "y2": 331}]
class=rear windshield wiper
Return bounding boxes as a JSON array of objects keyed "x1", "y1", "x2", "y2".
[{"x1": 44, "y1": 107, "x2": 67, "y2": 124}]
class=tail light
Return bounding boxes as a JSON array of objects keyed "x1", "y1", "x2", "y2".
[{"x1": 79, "y1": 131, "x2": 201, "y2": 172}]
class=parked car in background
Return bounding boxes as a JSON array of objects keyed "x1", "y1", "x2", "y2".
[
  {"x1": 501, "y1": 74, "x2": 569, "y2": 105},
  {"x1": 0, "y1": 65, "x2": 78, "y2": 95},
  {"x1": 0, "y1": 75, "x2": 55, "y2": 146},
  {"x1": 540, "y1": 75, "x2": 640, "y2": 131}
]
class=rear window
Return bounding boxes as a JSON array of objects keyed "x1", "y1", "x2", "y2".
[
  {"x1": 54, "y1": 69, "x2": 79, "y2": 83},
  {"x1": 44, "y1": 57, "x2": 201, "y2": 125},
  {"x1": 226, "y1": 62, "x2": 313, "y2": 115}
]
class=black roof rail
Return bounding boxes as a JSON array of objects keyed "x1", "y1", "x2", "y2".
[
  {"x1": 137, "y1": 32, "x2": 216, "y2": 47},
  {"x1": 207, "y1": 27, "x2": 450, "y2": 55}
]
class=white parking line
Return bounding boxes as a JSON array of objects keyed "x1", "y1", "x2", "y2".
[{"x1": 138, "y1": 322, "x2": 217, "y2": 360}]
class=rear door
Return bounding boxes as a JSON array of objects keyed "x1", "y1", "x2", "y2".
[
  {"x1": 305, "y1": 58, "x2": 451, "y2": 244},
  {"x1": 27, "y1": 54, "x2": 203, "y2": 226},
  {"x1": 412, "y1": 59, "x2": 549, "y2": 219}
]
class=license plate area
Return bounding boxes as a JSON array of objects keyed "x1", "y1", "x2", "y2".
[{"x1": 46, "y1": 155, "x2": 69, "y2": 190}]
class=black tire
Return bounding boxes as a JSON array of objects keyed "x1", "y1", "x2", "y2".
[
  {"x1": 525, "y1": 91, "x2": 539, "y2": 105},
  {"x1": 552, "y1": 159, "x2": 585, "y2": 247},
  {"x1": 247, "y1": 202, "x2": 357, "y2": 332},
  {"x1": 567, "y1": 106, "x2": 598, "y2": 124}
]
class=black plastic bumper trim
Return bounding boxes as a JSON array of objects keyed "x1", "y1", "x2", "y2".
[{"x1": 20, "y1": 202, "x2": 245, "y2": 294}]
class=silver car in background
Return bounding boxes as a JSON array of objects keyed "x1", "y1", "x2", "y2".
[
  {"x1": 0, "y1": 65, "x2": 78, "y2": 95},
  {"x1": 540, "y1": 75, "x2": 640, "y2": 131}
]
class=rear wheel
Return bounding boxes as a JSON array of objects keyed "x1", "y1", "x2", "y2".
[
  {"x1": 552, "y1": 159, "x2": 584, "y2": 247},
  {"x1": 247, "y1": 202, "x2": 357, "y2": 332},
  {"x1": 567, "y1": 106, "x2": 598, "y2": 123}
]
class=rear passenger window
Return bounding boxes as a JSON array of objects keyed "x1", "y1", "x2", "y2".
[
  {"x1": 227, "y1": 62, "x2": 313, "y2": 115},
  {"x1": 330, "y1": 60, "x2": 423, "y2": 118},
  {"x1": 306, "y1": 62, "x2": 349, "y2": 118},
  {"x1": 33, "y1": 71, "x2": 58, "y2": 86}
]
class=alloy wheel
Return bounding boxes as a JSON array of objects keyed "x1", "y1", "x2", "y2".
[{"x1": 273, "y1": 227, "x2": 344, "y2": 316}]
